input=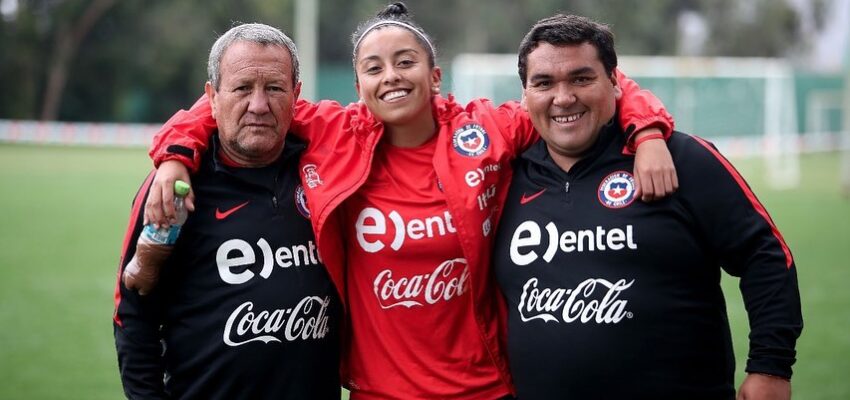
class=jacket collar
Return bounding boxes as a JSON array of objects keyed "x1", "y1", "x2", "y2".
[{"x1": 205, "y1": 132, "x2": 306, "y2": 189}]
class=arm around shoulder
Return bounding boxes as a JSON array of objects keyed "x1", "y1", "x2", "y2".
[
  {"x1": 149, "y1": 95, "x2": 216, "y2": 172},
  {"x1": 614, "y1": 68, "x2": 674, "y2": 149},
  {"x1": 615, "y1": 69, "x2": 678, "y2": 201}
]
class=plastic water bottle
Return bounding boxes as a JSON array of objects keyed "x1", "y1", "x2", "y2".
[{"x1": 122, "y1": 180, "x2": 191, "y2": 295}]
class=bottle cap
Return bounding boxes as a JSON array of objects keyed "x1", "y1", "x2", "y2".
[{"x1": 174, "y1": 180, "x2": 191, "y2": 197}]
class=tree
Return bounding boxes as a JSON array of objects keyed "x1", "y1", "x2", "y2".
[
  {"x1": 0, "y1": 0, "x2": 817, "y2": 122},
  {"x1": 697, "y1": 0, "x2": 803, "y2": 57},
  {"x1": 40, "y1": 0, "x2": 116, "y2": 120}
]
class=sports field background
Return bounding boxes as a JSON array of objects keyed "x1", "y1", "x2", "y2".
[{"x1": 0, "y1": 144, "x2": 847, "y2": 399}]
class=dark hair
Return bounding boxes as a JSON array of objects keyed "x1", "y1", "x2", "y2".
[
  {"x1": 351, "y1": 2, "x2": 436, "y2": 71},
  {"x1": 517, "y1": 14, "x2": 617, "y2": 87}
]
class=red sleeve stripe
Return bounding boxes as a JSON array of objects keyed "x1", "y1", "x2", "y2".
[
  {"x1": 691, "y1": 135, "x2": 793, "y2": 269},
  {"x1": 113, "y1": 170, "x2": 156, "y2": 327}
]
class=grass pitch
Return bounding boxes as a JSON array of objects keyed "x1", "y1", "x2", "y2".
[
  {"x1": 0, "y1": 144, "x2": 846, "y2": 399},
  {"x1": 0, "y1": 145, "x2": 150, "y2": 399}
]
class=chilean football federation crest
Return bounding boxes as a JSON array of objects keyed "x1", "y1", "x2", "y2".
[
  {"x1": 452, "y1": 124, "x2": 490, "y2": 157},
  {"x1": 598, "y1": 171, "x2": 636, "y2": 208},
  {"x1": 294, "y1": 185, "x2": 311, "y2": 218}
]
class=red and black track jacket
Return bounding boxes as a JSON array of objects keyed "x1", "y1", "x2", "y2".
[
  {"x1": 494, "y1": 121, "x2": 803, "y2": 400},
  {"x1": 113, "y1": 135, "x2": 341, "y2": 400}
]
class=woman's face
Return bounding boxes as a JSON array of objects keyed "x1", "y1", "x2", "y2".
[{"x1": 354, "y1": 26, "x2": 441, "y2": 128}]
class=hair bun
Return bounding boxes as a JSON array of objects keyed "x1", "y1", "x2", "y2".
[{"x1": 377, "y1": 2, "x2": 409, "y2": 19}]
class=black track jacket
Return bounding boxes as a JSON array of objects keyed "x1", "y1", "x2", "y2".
[
  {"x1": 494, "y1": 121, "x2": 802, "y2": 400},
  {"x1": 114, "y1": 135, "x2": 341, "y2": 400}
]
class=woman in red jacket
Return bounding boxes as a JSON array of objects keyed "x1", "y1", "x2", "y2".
[{"x1": 145, "y1": 3, "x2": 676, "y2": 399}]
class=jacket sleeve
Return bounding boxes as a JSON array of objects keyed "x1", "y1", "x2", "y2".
[
  {"x1": 113, "y1": 171, "x2": 169, "y2": 399},
  {"x1": 484, "y1": 99, "x2": 539, "y2": 158},
  {"x1": 677, "y1": 135, "x2": 803, "y2": 379},
  {"x1": 614, "y1": 68, "x2": 675, "y2": 153},
  {"x1": 149, "y1": 95, "x2": 217, "y2": 172},
  {"x1": 290, "y1": 99, "x2": 353, "y2": 150}
]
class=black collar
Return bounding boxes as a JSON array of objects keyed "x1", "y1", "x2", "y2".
[{"x1": 204, "y1": 132, "x2": 306, "y2": 189}]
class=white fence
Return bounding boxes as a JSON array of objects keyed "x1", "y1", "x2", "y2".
[
  {"x1": 0, "y1": 120, "x2": 160, "y2": 147},
  {"x1": 0, "y1": 119, "x2": 847, "y2": 158}
]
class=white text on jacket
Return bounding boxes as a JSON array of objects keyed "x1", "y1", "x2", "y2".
[
  {"x1": 223, "y1": 296, "x2": 332, "y2": 346},
  {"x1": 216, "y1": 238, "x2": 321, "y2": 284},
  {"x1": 373, "y1": 258, "x2": 469, "y2": 309},
  {"x1": 355, "y1": 207, "x2": 457, "y2": 253},
  {"x1": 510, "y1": 222, "x2": 637, "y2": 265},
  {"x1": 519, "y1": 278, "x2": 634, "y2": 324}
]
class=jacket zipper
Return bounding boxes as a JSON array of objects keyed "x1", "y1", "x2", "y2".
[{"x1": 272, "y1": 174, "x2": 279, "y2": 209}]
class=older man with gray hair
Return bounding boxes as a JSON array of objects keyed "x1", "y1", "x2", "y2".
[{"x1": 114, "y1": 23, "x2": 341, "y2": 400}]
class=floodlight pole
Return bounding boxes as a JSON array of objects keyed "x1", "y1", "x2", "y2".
[{"x1": 295, "y1": 0, "x2": 318, "y2": 101}]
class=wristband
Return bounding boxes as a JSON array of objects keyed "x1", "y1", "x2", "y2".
[{"x1": 634, "y1": 132, "x2": 665, "y2": 148}]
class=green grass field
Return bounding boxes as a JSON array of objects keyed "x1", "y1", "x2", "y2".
[{"x1": 0, "y1": 144, "x2": 847, "y2": 399}]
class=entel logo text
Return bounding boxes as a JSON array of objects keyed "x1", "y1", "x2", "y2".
[
  {"x1": 465, "y1": 163, "x2": 501, "y2": 187},
  {"x1": 216, "y1": 238, "x2": 321, "y2": 284},
  {"x1": 510, "y1": 222, "x2": 637, "y2": 265},
  {"x1": 355, "y1": 207, "x2": 456, "y2": 253}
]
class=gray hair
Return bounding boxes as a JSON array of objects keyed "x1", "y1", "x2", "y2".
[{"x1": 207, "y1": 23, "x2": 300, "y2": 90}]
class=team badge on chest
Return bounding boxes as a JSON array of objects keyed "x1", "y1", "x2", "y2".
[
  {"x1": 598, "y1": 171, "x2": 636, "y2": 208},
  {"x1": 452, "y1": 124, "x2": 490, "y2": 157},
  {"x1": 294, "y1": 185, "x2": 311, "y2": 218}
]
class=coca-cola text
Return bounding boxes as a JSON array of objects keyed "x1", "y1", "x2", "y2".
[
  {"x1": 518, "y1": 277, "x2": 634, "y2": 324},
  {"x1": 372, "y1": 258, "x2": 469, "y2": 309}
]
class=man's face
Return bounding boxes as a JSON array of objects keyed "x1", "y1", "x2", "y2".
[
  {"x1": 206, "y1": 41, "x2": 300, "y2": 166},
  {"x1": 521, "y1": 42, "x2": 621, "y2": 169}
]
